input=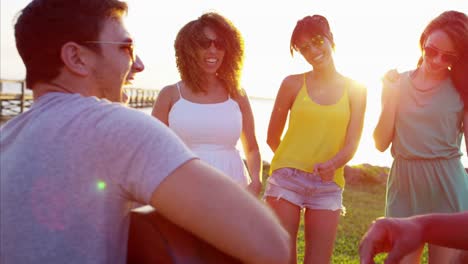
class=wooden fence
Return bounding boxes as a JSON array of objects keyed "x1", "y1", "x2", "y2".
[
  {"x1": 125, "y1": 88, "x2": 158, "y2": 109},
  {"x1": 0, "y1": 79, "x2": 158, "y2": 120}
]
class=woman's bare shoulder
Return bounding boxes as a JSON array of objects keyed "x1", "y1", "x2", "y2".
[
  {"x1": 342, "y1": 76, "x2": 366, "y2": 96},
  {"x1": 282, "y1": 73, "x2": 304, "y2": 87},
  {"x1": 159, "y1": 83, "x2": 181, "y2": 99},
  {"x1": 279, "y1": 73, "x2": 305, "y2": 96}
]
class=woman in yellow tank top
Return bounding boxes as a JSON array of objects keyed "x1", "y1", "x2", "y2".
[{"x1": 264, "y1": 15, "x2": 367, "y2": 264}]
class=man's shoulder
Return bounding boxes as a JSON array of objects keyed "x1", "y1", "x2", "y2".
[
  {"x1": 98, "y1": 102, "x2": 162, "y2": 128},
  {"x1": 42, "y1": 93, "x2": 165, "y2": 137},
  {"x1": 62, "y1": 95, "x2": 155, "y2": 126}
]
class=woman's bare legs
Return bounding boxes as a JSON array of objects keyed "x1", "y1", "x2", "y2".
[
  {"x1": 303, "y1": 209, "x2": 340, "y2": 264},
  {"x1": 266, "y1": 197, "x2": 301, "y2": 264}
]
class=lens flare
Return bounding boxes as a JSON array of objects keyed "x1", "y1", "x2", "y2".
[{"x1": 97, "y1": 180, "x2": 107, "y2": 190}]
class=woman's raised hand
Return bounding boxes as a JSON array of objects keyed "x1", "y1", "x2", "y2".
[{"x1": 381, "y1": 69, "x2": 401, "y2": 105}]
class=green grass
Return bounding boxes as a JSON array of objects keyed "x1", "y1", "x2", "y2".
[
  {"x1": 292, "y1": 183, "x2": 428, "y2": 264},
  {"x1": 260, "y1": 163, "x2": 428, "y2": 263},
  {"x1": 331, "y1": 183, "x2": 387, "y2": 264}
]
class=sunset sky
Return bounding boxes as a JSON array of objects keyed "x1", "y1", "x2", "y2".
[{"x1": 1, "y1": 0, "x2": 466, "y2": 166}]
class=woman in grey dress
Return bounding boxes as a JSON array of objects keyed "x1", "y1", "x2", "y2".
[{"x1": 373, "y1": 10, "x2": 468, "y2": 264}]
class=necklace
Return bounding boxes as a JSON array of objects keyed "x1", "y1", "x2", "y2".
[
  {"x1": 309, "y1": 73, "x2": 331, "y2": 95},
  {"x1": 409, "y1": 70, "x2": 447, "y2": 107},
  {"x1": 410, "y1": 69, "x2": 448, "y2": 93}
]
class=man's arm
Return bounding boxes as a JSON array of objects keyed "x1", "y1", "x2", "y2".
[
  {"x1": 418, "y1": 212, "x2": 468, "y2": 249},
  {"x1": 150, "y1": 159, "x2": 290, "y2": 264},
  {"x1": 359, "y1": 212, "x2": 468, "y2": 264}
]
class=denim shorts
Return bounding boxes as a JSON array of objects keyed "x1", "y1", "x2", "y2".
[{"x1": 264, "y1": 167, "x2": 345, "y2": 213}]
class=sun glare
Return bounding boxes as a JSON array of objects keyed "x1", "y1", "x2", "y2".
[{"x1": 2, "y1": 0, "x2": 466, "y2": 167}]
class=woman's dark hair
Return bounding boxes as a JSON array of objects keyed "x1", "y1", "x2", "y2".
[
  {"x1": 14, "y1": 0, "x2": 128, "y2": 88},
  {"x1": 290, "y1": 14, "x2": 334, "y2": 56},
  {"x1": 174, "y1": 12, "x2": 244, "y2": 97},
  {"x1": 418, "y1": 10, "x2": 468, "y2": 110}
]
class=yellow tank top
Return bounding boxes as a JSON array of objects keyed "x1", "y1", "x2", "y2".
[{"x1": 270, "y1": 74, "x2": 351, "y2": 188}]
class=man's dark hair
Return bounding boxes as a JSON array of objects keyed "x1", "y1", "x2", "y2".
[{"x1": 14, "y1": 0, "x2": 128, "y2": 88}]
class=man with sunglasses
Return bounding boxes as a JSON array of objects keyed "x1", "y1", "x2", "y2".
[{"x1": 0, "y1": 1, "x2": 290, "y2": 263}]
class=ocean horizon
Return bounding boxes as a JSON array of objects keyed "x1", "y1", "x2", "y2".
[{"x1": 2, "y1": 81, "x2": 466, "y2": 168}]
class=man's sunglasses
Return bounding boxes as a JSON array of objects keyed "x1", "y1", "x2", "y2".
[
  {"x1": 81, "y1": 41, "x2": 136, "y2": 63},
  {"x1": 197, "y1": 37, "x2": 225, "y2": 50},
  {"x1": 423, "y1": 45, "x2": 458, "y2": 64}
]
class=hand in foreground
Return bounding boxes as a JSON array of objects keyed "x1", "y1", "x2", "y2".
[
  {"x1": 359, "y1": 217, "x2": 423, "y2": 264},
  {"x1": 247, "y1": 180, "x2": 262, "y2": 197},
  {"x1": 313, "y1": 160, "x2": 336, "y2": 182}
]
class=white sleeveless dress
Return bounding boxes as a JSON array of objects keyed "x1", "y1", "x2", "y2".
[{"x1": 168, "y1": 84, "x2": 249, "y2": 185}]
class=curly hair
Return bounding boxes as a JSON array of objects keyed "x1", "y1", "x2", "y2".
[
  {"x1": 174, "y1": 12, "x2": 244, "y2": 97},
  {"x1": 14, "y1": 0, "x2": 128, "y2": 88},
  {"x1": 418, "y1": 10, "x2": 468, "y2": 110},
  {"x1": 290, "y1": 14, "x2": 335, "y2": 56}
]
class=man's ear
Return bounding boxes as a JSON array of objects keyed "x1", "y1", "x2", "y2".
[{"x1": 60, "y1": 42, "x2": 92, "y2": 76}]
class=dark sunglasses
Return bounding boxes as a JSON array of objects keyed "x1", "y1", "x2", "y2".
[
  {"x1": 81, "y1": 41, "x2": 136, "y2": 63},
  {"x1": 197, "y1": 37, "x2": 225, "y2": 50},
  {"x1": 298, "y1": 35, "x2": 325, "y2": 53},
  {"x1": 423, "y1": 45, "x2": 458, "y2": 64}
]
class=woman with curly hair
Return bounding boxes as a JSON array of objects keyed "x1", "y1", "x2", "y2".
[
  {"x1": 374, "y1": 10, "x2": 468, "y2": 263},
  {"x1": 152, "y1": 12, "x2": 262, "y2": 196}
]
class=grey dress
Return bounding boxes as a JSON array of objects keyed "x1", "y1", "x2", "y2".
[{"x1": 386, "y1": 71, "x2": 468, "y2": 217}]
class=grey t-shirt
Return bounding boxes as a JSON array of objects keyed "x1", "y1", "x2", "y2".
[{"x1": 0, "y1": 93, "x2": 196, "y2": 263}]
